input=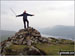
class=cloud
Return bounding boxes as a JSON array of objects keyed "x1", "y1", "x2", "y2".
[{"x1": 1, "y1": 1, "x2": 74, "y2": 31}]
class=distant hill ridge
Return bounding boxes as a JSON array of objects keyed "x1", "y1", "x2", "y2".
[
  {"x1": 0, "y1": 30, "x2": 16, "y2": 42},
  {"x1": 40, "y1": 25, "x2": 75, "y2": 40}
]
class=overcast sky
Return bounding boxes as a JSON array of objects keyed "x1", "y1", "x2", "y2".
[{"x1": 1, "y1": 1, "x2": 74, "y2": 31}]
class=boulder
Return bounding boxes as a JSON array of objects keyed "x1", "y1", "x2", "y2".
[
  {"x1": 7, "y1": 37, "x2": 11, "y2": 41},
  {"x1": 22, "y1": 41, "x2": 26, "y2": 45},
  {"x1": 5, "y1": 41, "x2": 12, "y2": 47},
  {"x1": 27, "y1": 46, "x2": 41, "y2": 55}
]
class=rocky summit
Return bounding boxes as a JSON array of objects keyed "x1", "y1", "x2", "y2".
[
  {"x1": 10, "y1": 27, "x2": 41, "y2": 45},
  {"x1": 1, "y1": 27, "x2": 74, "y2": 55},
  {"x1": 0, "y1": 27, "x2": 49, "y2": 55}
]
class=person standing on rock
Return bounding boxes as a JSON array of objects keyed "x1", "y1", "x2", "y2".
[{"x1": 16, "y1": 10, "x2": 34, "y2": 29}]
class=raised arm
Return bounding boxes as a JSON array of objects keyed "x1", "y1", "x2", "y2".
[
  {"x1": 16, "y1": 14, "x2": 23, "y2": 17},
  {"x1": 26, "y1": 13, "x2": 34, "y2": 16}
]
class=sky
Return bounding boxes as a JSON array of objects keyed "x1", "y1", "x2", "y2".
[{"x1": 1, "y1": 1, "x2": 74, "y2": 31}]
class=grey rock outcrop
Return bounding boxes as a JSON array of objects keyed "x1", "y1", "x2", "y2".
[{"x1": 0, "y1": 27, "x2": 50, "y2": 55}]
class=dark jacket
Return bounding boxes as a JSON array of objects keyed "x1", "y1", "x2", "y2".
[{"x1": 16, "y1": 12, "x2": 33, "y2": 20}]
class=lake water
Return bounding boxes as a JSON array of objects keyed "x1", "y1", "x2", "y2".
[{"x1": 41, "y1": 34, "x2": 74, "y2": 40}]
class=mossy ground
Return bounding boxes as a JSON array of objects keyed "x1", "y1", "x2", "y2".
[
  {"x1": 3, "y1": 38, "x2": 75, "y2": 55},
  {"x1": 34, "y1": 43, "x2": 74, "y2": 55},
  {"x1": 3, "y1": 43, "x2": 74, "y2": 55},
  {"x1": 4, "y1": 45, "x2": 28, "y2": 55}
]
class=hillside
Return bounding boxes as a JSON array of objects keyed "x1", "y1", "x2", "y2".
[
  {"x1": 0, "y1": 27, "x2": 74, "y2": 55},
  {"x1": 40, "y1": 25, "x2": 75, "y2": 40}
]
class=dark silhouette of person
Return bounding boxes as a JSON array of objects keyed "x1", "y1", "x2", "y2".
[{"x1": 16, "y1": 10, "x2": 34, "y2": 29}]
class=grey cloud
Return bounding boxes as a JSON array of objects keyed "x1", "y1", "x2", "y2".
[{"x1": 1, "y1": 1, "x2": 74, "y2": 31}]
